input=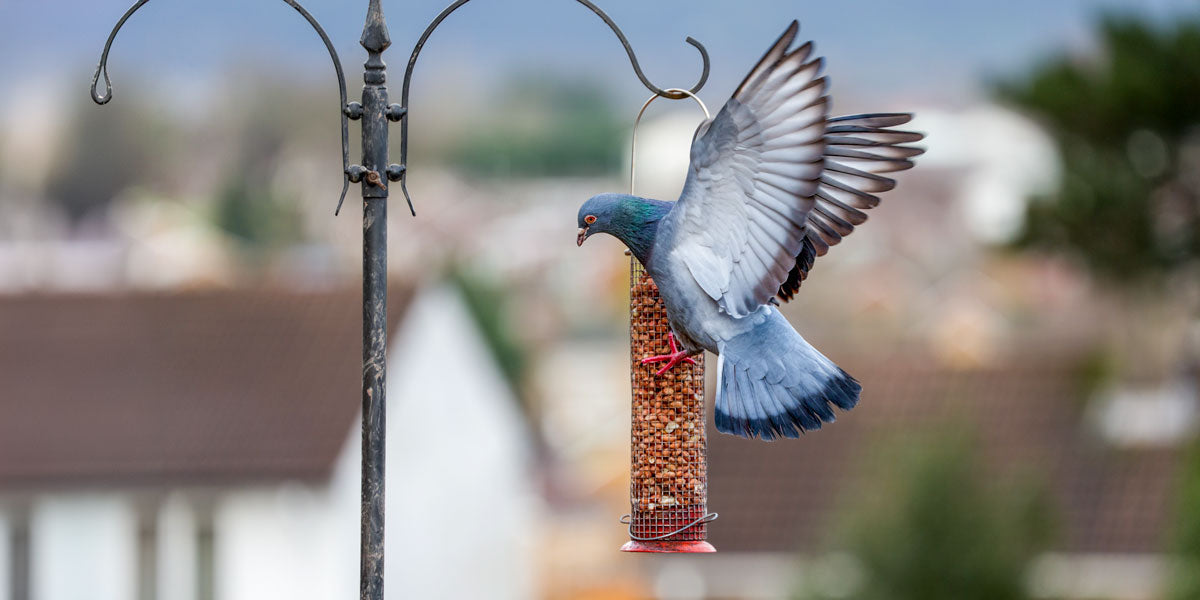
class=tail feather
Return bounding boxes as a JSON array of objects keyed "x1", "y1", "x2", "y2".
[
  {"x1": 754, "y1": 378, "x2": 799, "y2": 439},
  {"x1": 714, "y1": 310, "x2": 861, "y2": 440}
]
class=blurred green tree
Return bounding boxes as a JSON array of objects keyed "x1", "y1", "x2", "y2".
[
  {"x1": 999, "y1": 17, "x2": 1200, "y2": 597},
  {"x1": 797, "y1": 429, "x2": 1052, "y2": 600},
  {"x1": 448, "y1": 265, "x2": 529, "y2": 399},
  {"x1": 212, "y1": 78, "x2": 312, "y2": 253},
  {"x1": 213, "y1": 165, "x2": 303, "y2": 251},
  {"x1": 1168, "y1": 441, "x2": 1200, "y2": 600},
  {"x1": 47, "y1": 96, "x2": 167, "y2": 227},
  {"x1": 446, "y1": 76, "x2": 624, "y2": 178},
  {"x1": 996, "y1": 14, "x2": 1200, "y2": 284}
]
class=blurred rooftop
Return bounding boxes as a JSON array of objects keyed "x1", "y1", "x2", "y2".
[{"x1": 0, "y1": 287, "x2": 410, "y2": 487}]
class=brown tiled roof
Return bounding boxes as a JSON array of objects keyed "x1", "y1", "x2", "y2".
[
  {"x1": 707, "y1": 352, "x2": 1182, "y2": 554},
  {"x1": 0, "y1": 287, "x2": 409, "y2": 488}
]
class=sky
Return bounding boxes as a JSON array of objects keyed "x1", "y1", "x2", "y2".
[{"x1": 0, "y1": 0, "x2": 1197, "y2": 116}]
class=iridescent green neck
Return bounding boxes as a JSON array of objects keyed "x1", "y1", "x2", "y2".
[{"x1": 611, "y1": 196, "x2": 672, "y2": 265}]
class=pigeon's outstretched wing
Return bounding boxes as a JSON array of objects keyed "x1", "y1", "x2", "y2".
[
  {"x1": 667, "y1": 21, "x2": 829, "y2": 318},
  {"x1": 666, "y1": 22, "x2": 925, "y2": 316},
  {"x1": 776, "y1": 114, "x2": 925, "y2": 302}
]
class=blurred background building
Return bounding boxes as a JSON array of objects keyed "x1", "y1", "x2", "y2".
[
  {"x1": 1, "y1": 1, "x2": 1199, "y2": 599},
  {"x1": 0, "y1": 286, "x2": 540, "y2": 600}
]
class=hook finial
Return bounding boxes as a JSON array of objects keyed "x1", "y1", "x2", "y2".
[
  {"x1": 91, "y1": 0, "x2": 152, "y2": 105},
  {"x1": 361, "y1": 0, "x2": 392, "y2": 54}
]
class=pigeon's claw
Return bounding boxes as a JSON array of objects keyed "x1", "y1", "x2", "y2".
[{"x1": 640, "y1": 333, "x2": 698, "y2": 376}]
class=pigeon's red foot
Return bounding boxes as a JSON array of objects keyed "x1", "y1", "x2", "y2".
[{"x1": 640, "y1": 333, "x2": 698, "y2": 376}]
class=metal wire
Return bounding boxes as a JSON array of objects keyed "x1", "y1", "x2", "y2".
[
  {"x1": 620, "y1": 512, "x2": 718, "y2": 541},
  {"x1": 630, "y1": 87, "x2": 710, "y2": 196}
]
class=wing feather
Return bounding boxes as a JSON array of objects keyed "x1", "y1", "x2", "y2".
[
  {"x1": 665, "y1": 25, "x2": 926, "y2": 313},
  {"x1": 666, "y1": 21, "x2": 829, "y2": 317},
  {"x1": 776, "y1": 113, "x2": 925, "y2": 300}
]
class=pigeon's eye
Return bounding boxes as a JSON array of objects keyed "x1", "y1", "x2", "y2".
[{"x1": 585, "y1": 215, "x2": 597, "y2": 225}]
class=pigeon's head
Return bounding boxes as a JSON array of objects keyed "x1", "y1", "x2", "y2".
[{"x1": 576, "y1": 193, "x2": 630, "y2": 247}]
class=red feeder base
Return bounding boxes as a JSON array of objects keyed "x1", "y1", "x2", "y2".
[{"x1": 620, "y1": 540, "x2": 716, "y2": 553}]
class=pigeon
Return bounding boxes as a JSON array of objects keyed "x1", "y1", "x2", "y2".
[{"x1": 575, "y1": 21, "x2": 925, "y2": 440}]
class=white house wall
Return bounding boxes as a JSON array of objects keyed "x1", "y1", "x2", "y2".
[
  {"x1": 215, "y1": 484, "x2": 353, "y2": 600},
  {"x1": 210, "y1": 283, "x2": 540, "y2": 600},
  {"x1": 29, "y1": 495, "x2": 137, "y2": 600},
  {"x1": 331, "y1": 283, "x2": 541, "y2": 600},
  {"x1": 0, "y1": 284, "x2": 536, "y2": 600}
]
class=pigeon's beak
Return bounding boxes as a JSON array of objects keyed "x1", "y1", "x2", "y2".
[{"x1": 576, "y1": 227, "x2": 589, "y2": 247}]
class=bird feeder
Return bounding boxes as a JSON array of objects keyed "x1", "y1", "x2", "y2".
[
  {"x1": 623, "y1": 259, "x2": 717, "y2": 552},
  {"x1": 619, "y1": 89, "x2": 717, "y2": 552}
]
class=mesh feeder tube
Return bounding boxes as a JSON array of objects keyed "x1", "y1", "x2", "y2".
[{"x1": 622, "y1": 258, "x2": 716, "y2": 553}]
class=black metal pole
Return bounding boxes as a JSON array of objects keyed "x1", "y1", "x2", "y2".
[{"x1": 358, "y1": 1, "x2": 393, "y2": 599}]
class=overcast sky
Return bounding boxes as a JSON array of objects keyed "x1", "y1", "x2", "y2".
[{"x1": 0, "y1": 0, "x2": 1196, "y2": 113}]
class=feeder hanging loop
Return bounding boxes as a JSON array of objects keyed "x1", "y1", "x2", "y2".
[{"x1": 630, "y1": 87, "x2": 710, "y2": 196}]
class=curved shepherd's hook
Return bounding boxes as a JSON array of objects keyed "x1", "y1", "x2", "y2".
[
  {"x1": 398, "y1": 0, "x2": 711, "y2": 214},
  {"x1": 90, "y1": 0, "x2": 354, "y2": 215},
  {"x1": 90, "y1": 0, "x2": 710, "y2": 218}
]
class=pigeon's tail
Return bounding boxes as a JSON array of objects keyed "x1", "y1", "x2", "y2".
[{"x1": 714, "y1": 309, "x2": 860, "y2": 440}]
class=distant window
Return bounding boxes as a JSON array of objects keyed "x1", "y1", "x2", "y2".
[
  {"x1": 9, "y1": 514, "x2": 29, "y2": 600},
  {"x1": 196, "y1": 517, "x2": 214, "y2": 600},
  {"x1": 1092, "y1": 377, "x2": 1199, "y2": 447},
  {"x1": 137, "y1": 512, "x2": 157, "y2": 600}
]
